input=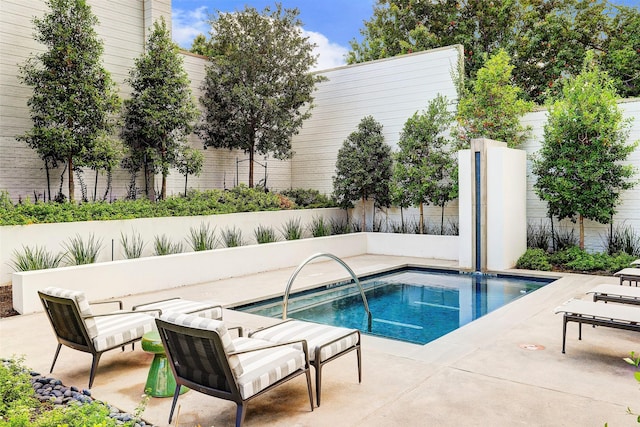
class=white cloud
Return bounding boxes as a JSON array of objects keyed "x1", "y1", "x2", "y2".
[
  {"x1": 172, "y1": 6, "x2": 209, "y2": 49},
  {"x1": 303, "y1": 29, "x2": 349, "y2": 71}
]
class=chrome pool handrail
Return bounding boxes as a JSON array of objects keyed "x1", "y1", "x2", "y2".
[{"x1": 282, "y1": 253, "x2": 372, "y2": 330}]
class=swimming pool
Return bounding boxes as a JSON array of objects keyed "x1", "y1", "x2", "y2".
[{"x1": 235, "y1": 268, "x2": 554, "y2": 345}]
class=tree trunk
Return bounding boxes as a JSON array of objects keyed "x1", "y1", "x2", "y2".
[
  {"x1": 184, "y1": 174, "x2": 188, "y2": 197},
  {"x1": 68, "y1": 155, "x2": 75, "y2": 202},
  {"x1": 161, "y1": 173, "x2": 167, "y2": 200},
  {"x1": 400, "y1": 206, "x2": 405, "y2": 232},
  {"x1": 440, "y1": 201, "x2": 445, "y2": 235},
  {"x1": 419, "y1": 202, "x2": 424, "y2": 234},
  {"x1": 45, "y1": 161, "x2": 51, "y2": 201},
  {"x1": 362, "y1": 195, "x2": 366, "y2": 231},
  {"x1": 93, "y1": 170, "x2": 98, "y2": 201},
  {"x1": 145, "y1": 166, "x2": 155, "y2": 202},
  {"x1": 579, "y1": 214, "x2": 585, "y2": 250},
  {"x1": 249, "y1": 148, "x2": 254, "y2": 188}
]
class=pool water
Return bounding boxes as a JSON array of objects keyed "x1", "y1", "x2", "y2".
[{"x1": 235, "y1": 269, "x2": 553, "y2": 345}]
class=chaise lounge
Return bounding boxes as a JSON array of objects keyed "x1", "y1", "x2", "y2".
[
  {"x1": 554, "y1": 299, "x2": 640, "y2": 353},
  {"x1": 586, "y1": 284, "x2": 640, "y2": 306},
  {"x1": 156, "y1": 313, "x2": 314, "y2": 427}
]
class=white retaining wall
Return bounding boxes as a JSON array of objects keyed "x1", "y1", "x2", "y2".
[
  {"x1": 0, "y1": 208, "x2": 344, "y2": 285},
  {"x1": 13, "y1": 232, "x2": 459, "y2": 314}
]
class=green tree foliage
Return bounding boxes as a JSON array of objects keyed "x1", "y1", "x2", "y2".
[
  {"x1": 348, "y1": 0, "x2": 640, "y2": 103},
  {"x1": 190, "y1": 33, "x2": 213, "y2": 57},
  {"x1": 332, "y1": 116, "x2": 393, "y2": 230},
  {"x1": 532, "y1": 52, "x2": 638, "y2": 250},
  {"x1": 394, "y1": 95, "x2": 457, "y2": 234},
  {"x1": 18, "y1": 0, "x2": 120, "y2": 202},
  {"x1": 122, "y1": 17, "x2": 199, "y2": 201},
  {"x1": 198, "y1": 4, "x2": 325, "y2": 187},
  {"x1": 455, "y1": 50, "x2": 534, "y2": 148},
  {"x1": 175, "y1": 145, "x2": 204, "y2": 197}
]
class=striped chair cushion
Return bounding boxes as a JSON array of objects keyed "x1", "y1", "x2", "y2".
[
  {"x1": 92, "y1": 313, "x2": 155, "y2": 351},
  {"x1": 134, "y1": 299, "x2": 222, "y2": 320},
  {"x1": 42, "y1": 287, "x2": 98, "y2": 338},
  {"x1": 250, "y1": 320, "x2": 359, "y2": 363},
  {"x1": 160, "y1": 312, "x2": 236, "y2": 353},
  {"x1": 232, "y1": 337, "x2": 305, "y2": 399}
]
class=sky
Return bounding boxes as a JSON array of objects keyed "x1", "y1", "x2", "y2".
[
  {"x1": 171, "y1": 0, "x2": 640, "y2": 71},
  {"x1": 171, "y1": 0, "x2": 376, "y2": 70}
]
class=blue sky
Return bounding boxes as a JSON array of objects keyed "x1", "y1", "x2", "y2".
[{"x1": 171, "y1": 0, "x2": 640, "y2": 70}]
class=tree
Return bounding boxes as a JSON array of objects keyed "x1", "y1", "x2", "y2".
[
  {"x1": 198, "y1": 4, "x2": 325, "y2": 187},
  {"x1": 348, "y1": 0, "x2": 640, "y2": 103},
  {"x1": 122, "y1": 17, "x2": 199, "y2": 201},
  {"x1": 532, "y1": 52, "x2": 637, "y2": 250},
  {"x1": 394, "y1": 95, "x2": 457, "y2": 234},
  {"x1": 455, "y1": 49, "x2": 534, "y2": 148},
  {"x1": 18, "y1": 0, "x2": 120, "y2": 202},
  {"x1": 332, "y1": 116, "x2": 393, "y2": 230},
  {"x1": 175, "y1": 145, "x2": 204, "y2": 197},
  {"x1": 190, "y1": 34, "x2": 213, "y2": 57}
]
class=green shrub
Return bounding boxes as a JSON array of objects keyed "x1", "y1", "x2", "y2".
[
  {"x1": 280, "y1": 218, "x2": 303, "y2": 240},
  {"x1": 10, "y1": 246, "x2": 64, "y2": 271},
  {"x1": 516, "y1": 248, "x2": 552, "y2": 271},
  {"x1": 62, "y1": 233, "x2": 102, "y2": 265},
  {"x1": 548, "y1": 246, "x2": 584, "y2": 266},
  {"x1": 278, "y1": 188, "x2": 335, "y2": 208},
  {"x1": 187, "y1": 223, "x2": 216, "y2": 251},
  {"x1": 565, "y1": 251, "x2": 607, "y2": 272},
  {"x1": 0, "y1": 358, "x2": 39, "y2": 423},
  {"x1": 254, "y1": 225, "x2": 278, "y2": 244},
  {"x1": 153, "y1": 235, "x2": 184, "y2": 255}
]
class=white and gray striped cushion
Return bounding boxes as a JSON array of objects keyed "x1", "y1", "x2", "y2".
[
  {"x1": 41, "y1": 287, "x2": 98, "y2": 338},
  {"x1": 160, "y1": 312, "x2": 236, "y2": 353},
  {"x1": 250, "y1": 320, "x2": 359, "y2": 363},
  {"x1": 232, "y1": 337, "x2": 305, "y2": 399},
  {"x1": 134, "y1": 299, "x2": 222, "y2": 320},
  {"x1": 92, "y1": 313, "x2": 155, "y2": 351}
]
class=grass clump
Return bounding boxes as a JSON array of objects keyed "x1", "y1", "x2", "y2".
[
  {"x1": 309, "y1": 216, "x2": 331, "y2": 237},
  {"x1": 187, "y1": 223, "x2": 216, "y2": 251},
  {"x1": 220, "y1": 226, "x2": 245, "y2": 247},
  {"x1": 153, "y1": 235, "x2": 184, "y2": 256},
  {"x1": 10, "y1": 246, "x2": 64, "y2": 271},
  {"x1": 120, "y1": 231, "x2": 145, "y2": 259},
  {"x1": 280, "y1": 218, "x2": 303, "y2": 240},
  {"x1": 62, "y1": 234, "x2": 102, "y2": 265},
  {"x1": 254, "y1": 225, "x2": 278, "y2": 244}
]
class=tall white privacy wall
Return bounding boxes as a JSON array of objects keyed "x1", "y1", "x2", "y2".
[{"x1": 459, "y1": 139, "x2": 527, "y2": 271}]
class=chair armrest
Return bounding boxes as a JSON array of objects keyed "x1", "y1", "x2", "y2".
[
  {"x1": 90, "y1": 300, "x2": 123, "y2": 310},
  {"x1": 228, "y1": 325, "x2": 244, "y2": 337},
  {"x1": 247, "y1": 319, "x2": 293, "y2": 337},
  {"x1": 229, "y1": 339, "x2": 309, "y2": 358},
  {"x1": 131, "y1": 297, "x2": 180, "y2": 310},
  {"x1": 82, "y1": 308, "x2": 161, "y2": 319}
]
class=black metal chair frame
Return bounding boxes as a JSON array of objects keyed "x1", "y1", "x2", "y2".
[
  {"x1": 155, "y1": 318, "x2": 314, "y2": 427},
  {"x1": 38, "y1": 291, "x2": 157, "y2": 388}
]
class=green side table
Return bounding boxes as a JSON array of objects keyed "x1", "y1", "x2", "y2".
[{"x1": 141, "y1": 331, "x2": 188, "y2": 397}]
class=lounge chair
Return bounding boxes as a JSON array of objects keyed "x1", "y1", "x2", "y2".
[
  {"x1": 132, "y1": 297, "x2": 223, "y2": 319},
  {"x1": 613, "y1": 267, "x2": 640, "y2": 286},
  {"x1": 586, "y1": 284, "x2": 640, "y2": 306},
  {"x1": 554, "y1": 299, "x2": 640, "y2": 353},
  {"x1": 38, "y1": 287, "x2": 158, "y2": 388},
  {"x1": 249, "y1": 319, "x2": 361, "y2": 406},
  {"x1": 155, "y1": 313, "x2": 314, "y2": 427}
]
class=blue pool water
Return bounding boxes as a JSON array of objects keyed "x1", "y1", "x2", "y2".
[{"x1": 235, "y1": 268, "x2": 554, "y2": 345}]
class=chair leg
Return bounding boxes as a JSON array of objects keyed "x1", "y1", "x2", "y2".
[
  {"x1": 305, "y1": 368, "x2": 314, "y2": 411},
  {"x1": 561, "y1": 316, "x2": 567, "y2": 354},
  {"x1": 88, "y1": 353, "x2": 102, "y2": 389},
  {"x1": 235, "y1": 403, "x2": 246, "y2": 427},
  {"x1": 356, "y1": 344, "x2": 362, "y2": 383},
  {"x1": 167, "y1": 385, "x2": 181, "y2": 424},
  {"x1": 50, "y1": 343, "x2": 62, "y2": 373},
  {"x1": 315, "y1": 362, "x2": 323, "y2": 407}
]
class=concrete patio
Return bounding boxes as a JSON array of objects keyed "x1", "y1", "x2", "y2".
[{"x1": 1, "y1": 255, "x2": 638, "y2": 426}]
